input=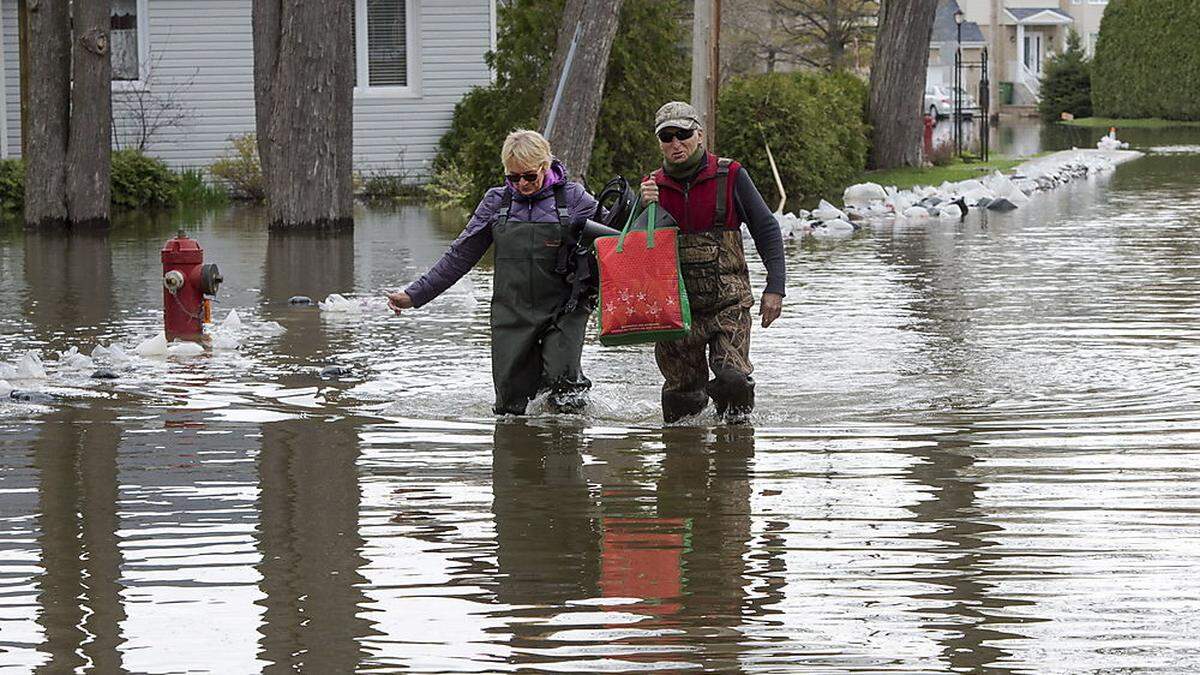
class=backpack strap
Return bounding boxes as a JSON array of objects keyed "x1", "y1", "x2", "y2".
[
  {"x1": 553, "y1": 183, "x2": 570, "y2": 231},
  {"x1": 714, "y1": 157, "x2": 734, "y2": 228},
  {"x1": 553, "y1": 183, "x2": 574, "y2": 277},
  {"x1": 496, "y1": 189, "x2": 513, "y2": 228}
]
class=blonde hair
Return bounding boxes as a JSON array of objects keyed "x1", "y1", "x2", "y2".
[{"x1": 501, "y1": 129, "x2": 552, "y2": 171}]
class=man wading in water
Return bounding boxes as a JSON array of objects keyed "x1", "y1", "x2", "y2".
[
  {"x1": 640, "y1": 102, "x2": 787, "y2": 424},
  {"x1": 387, "y1": 130, "x2": 615, "y2": 415}
]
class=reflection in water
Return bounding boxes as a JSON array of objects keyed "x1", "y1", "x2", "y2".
[
  {"x1": 2, "y1": 140, "x2": 1200, "y2": 671},
  {"x1": 904, "y1": 432, "x2": 1024, "y2": 674},
  {"x1": 32, "y1": 408, "x2": 126, "y2": 674},
  {"x1": 256, "y1": 419, "x2": 372, "y2": 672},
  {"x1": 23, "y1": 231, "x2": 114, "y2": 337},
  {"x1": 263, "y1": 229, "x2": 356, "y2": 310},
  {"x1": 492, "y1": 422, "x2": 600, "y2": 610}
]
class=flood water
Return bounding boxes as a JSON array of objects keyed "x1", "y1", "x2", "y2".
[{"x1": 3, "y1": 126, "x2": 1200, "y2": 672}]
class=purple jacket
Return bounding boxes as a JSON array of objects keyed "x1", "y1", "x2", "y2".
[{"x1": 405, "y1": 160, "x2": 600, "y2": 308}]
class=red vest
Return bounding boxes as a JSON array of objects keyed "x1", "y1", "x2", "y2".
[{"x1": 650, "y1": 152, "x2": 741, "y2": 233}]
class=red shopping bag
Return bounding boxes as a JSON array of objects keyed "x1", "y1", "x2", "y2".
[{"x1": 594, "y1": 203, "x2": 692, "y2": 346}]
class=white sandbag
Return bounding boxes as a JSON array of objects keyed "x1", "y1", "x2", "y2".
[
  {"x1": 812, "y1": 219, "x2": 855, "y2": 238},
  {"x1": 902, "y1": 206, "x2": 931, "y2": 220},
  {"x1": 13, "y1": 352, "x2": 47, "y2": 380},
  {"x1": 956, "y1": 179, "x2": 986, "y2": 194},
  {"x1": 136, "y1": 333, "x2": 169, "y2": 357},
  {"x1": 56, "y1": 347, "x2": 95, "y2": 371},
  {"x1": 0, "y1": 380, "x2": 12, "y2": 397},
  {"x1": 211, "y1": 334, "x2": 240, "y2": 351},
  {"x1": 318, "y1": 293, "x2": 361, "y2": 313},
  {"x1": 168, "y1": 341, "x2": 206, "y2": 358},
  {"x1": 222, "y1": 309, "x2": 243, "y2": 330},
  {"x1": 842, "y1": 182, "x2": 888, "y2": 207},
  {"x1": 812, "y1": 199, "x2": 848, "y2": 222}
]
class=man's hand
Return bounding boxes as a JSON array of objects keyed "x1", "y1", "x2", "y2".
[
  {"x1": 640, "y1": 178, "x2": 659, "y2": 205},
  {"x1": 760, "y1": 292, "x2": 782, "y2": 328},
  {"x1": 386, "y1": 291, "x2": 413, "y2": 315}
]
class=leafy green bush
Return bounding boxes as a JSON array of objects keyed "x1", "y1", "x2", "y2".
[
  {"x1": 111, "y1": 150, "x2": 180, "y2": 209},
  {"x1": 431, "y1": 0, "x2": 689, "y2": 207},
  {"x1": 718, "y1": 71, "x2": 870, "y2": 207},
  {"x1": 1039, "y1": 30, "x2": 1092, "y2": 122},
  {"x1": 0, "y1": 159, "x2": 23, "y2": 211},
  {"x1": 359, "y1": 170, "x2": 425, "y2": 202},
  {"x1": 1092, "y1": 0, "x2": 1200, "y2": 121},
  {"x1": 210, "y1": 134, "x2": 266, "y2": 201},
  {"x1": 175, "y1": 167, "x2": 229, "y2": 207}
]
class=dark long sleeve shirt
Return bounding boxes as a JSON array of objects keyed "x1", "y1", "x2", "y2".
[{"x1": 732, "y1": 169, "x2": 787, "y2": 297}]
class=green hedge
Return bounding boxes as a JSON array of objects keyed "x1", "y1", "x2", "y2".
[
  {"x1": 430, "y1": 0, "x2": 689, "y2": 205},
  {"x1": 1092, "y1": 0, "x2": 1200, "y2": 121},
  {"x1": 717, "y1": 71, "x2": 870, "y2": 208},
  {"x1": 111, "y1": 149, "x2": 181, "y2": 209},
  {"x1": 0, "y1": 159, "x2": 23, "y2": 211},
  {"x1": 2, "y1": 152, "x2": 197, "y2": 212}
]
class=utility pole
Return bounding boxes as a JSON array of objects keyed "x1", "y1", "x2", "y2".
[
  {"x1": 691, "y1": 0, "x2": 721, "y2": 151},
  {"x1": 989, "y1": 0, "x2": 1001, "y2": 122}
]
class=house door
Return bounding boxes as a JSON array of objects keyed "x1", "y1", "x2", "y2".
[{"x1": 1023, "y1": 33, "x2": 1043, "y2": 73}]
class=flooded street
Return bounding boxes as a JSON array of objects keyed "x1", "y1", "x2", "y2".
[{"x1": 3, "y1": 126, "x2": 1200, "y2": 672}]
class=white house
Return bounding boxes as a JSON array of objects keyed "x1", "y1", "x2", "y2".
[
  {"x1": 0, "y1": 0, "x2": 498, "y2": 174},
  {"x1": 928, "y1": 0, "x2": 987, "y2": 96},
  {"x1": 953, "y1": 0, "x2": 1109, "y2": 108}
]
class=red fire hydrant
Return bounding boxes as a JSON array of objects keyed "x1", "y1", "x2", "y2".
[
  {"x1": 161, "y1": 232, "x2": 222, "y2": 340},
  {"x1": 923, "y1": 113, "x2": 935, "y2": 158}
]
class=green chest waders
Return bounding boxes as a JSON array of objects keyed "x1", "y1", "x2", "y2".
[{"x1": 490, "y1": 186, "x2": 593, "y2": 415}]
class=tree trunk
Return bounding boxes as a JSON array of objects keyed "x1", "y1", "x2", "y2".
[
  {"x1": 68, "y1": 0, "x2": 113, "y2": 227},
  {"x1": 538, "y1": 0, "x2": 623, "y2": 184},
  {"x1": 21, "y1": 0, "x2": 71, "y2": 228},
  {"x1": 867, "y1": 0, "x2": 938, "y2": 169},
  {"x1": 251, "y1": 0, "x2": 281, "y2": 187},
  {"x1": 252, "y1": 0, "x2": 354, "y2": 229}
]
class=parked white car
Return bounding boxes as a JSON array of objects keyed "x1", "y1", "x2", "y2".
[{"x1": 924, "y1": 85, "x2": 978, "y2": 119}]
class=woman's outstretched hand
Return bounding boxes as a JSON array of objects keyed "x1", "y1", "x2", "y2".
[{"x1": 386, "y1": 291, "x2": 413, "y2": 315}]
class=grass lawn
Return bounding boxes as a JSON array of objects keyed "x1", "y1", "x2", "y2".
[
  {"x1": 851, "y1": 157, "x2": 1028, "y2": 192},
  {"x1": 1061, "y1": 117, "x2": 1200, "y2": 128}
]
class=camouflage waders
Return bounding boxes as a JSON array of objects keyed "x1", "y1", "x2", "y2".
[
  {"x1": 490, "y1": 187, "x2": 592, "y2": 415},
  {"x1": 654, "y1": 229, "x2": 755, "y2": 423}
]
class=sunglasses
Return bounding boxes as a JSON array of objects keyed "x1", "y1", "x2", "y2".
[
  {"x1": 505, "y1": 170, "x2": 542, "y2": 184},
  {"x1": 657, "y1": 128, "x2": 696, "y2": 143}
]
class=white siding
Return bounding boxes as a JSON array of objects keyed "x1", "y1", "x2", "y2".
[{"x1": 1, "y1": 0, "x2": 494, "y2": 176}]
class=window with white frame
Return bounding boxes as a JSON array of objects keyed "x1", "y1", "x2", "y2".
[
  {"x1": 355, "y1": 0, "x2": 413, "y2": 90},
  {"x1": 110, "y1": 0, "x2": 145, "y2": 82}
]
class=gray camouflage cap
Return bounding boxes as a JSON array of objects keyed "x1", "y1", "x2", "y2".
[{"x1": 654, "y1": 101, "x2": 703, "y2": 134}]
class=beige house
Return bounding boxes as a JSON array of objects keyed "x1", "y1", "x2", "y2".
[{"x1": 955, "y1": 0, "x2": 1109, "y2": 109}]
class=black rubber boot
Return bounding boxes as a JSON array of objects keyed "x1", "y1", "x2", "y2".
[
  {"x1": 708, "y1": 370, "x2": 755, "y2": 424},
  {"x1": 662, "y1": 389, "x2": 709, "y2": 424},
  {"x1": 546, "y1": 375, "x2": 592, "y2": 414}
]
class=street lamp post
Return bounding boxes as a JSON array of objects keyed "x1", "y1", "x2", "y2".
[{"x1": 954, "y1": 8, "x2": 964, "y2": 157}]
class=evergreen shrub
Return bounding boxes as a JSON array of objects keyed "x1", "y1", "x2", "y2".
[
  {"x1": 718, "y1": 71, "x2": 870, "y2": 208},
  {"x1": 1039, "y1": 30, "x2": 1092, "y2": 122},
  {"x1": 430, "y1": 0, "x2": 689, "y2": 206},
  {"x1": 111, "y1": 150, "x2": 180, "y2": 209},
  {"x1": 1092, "y1": 0, "x2": 1200, "y2": 121}
]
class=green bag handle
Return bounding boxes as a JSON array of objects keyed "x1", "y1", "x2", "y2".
[{"x1": 616, "y1": 202, "x2": 659, "y2": 253}]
